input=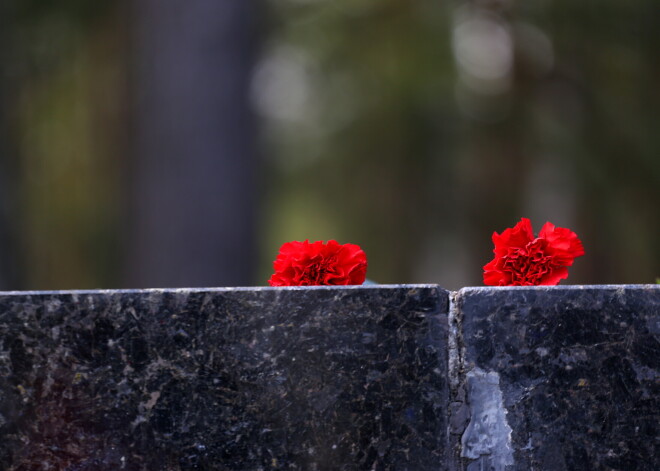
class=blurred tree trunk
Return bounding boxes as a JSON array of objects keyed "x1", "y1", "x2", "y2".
[
  {"x1": 0, "y1": 1, "x2": 18, "y2": 289},
  {"x1": 128, "y1": 0, "x2": 260, "y2": 288},
  {"x1": 0, "y1": 1, "x2": 7, "y2": 288}
]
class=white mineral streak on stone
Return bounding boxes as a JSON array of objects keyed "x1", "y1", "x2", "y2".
[
  {"x1": 447, "y1": 292, "x2": 462, "y2": 391},
  {"x1": 46, "y1": 298, "x2": 62, "y2": 312},
  {"x1": 145, "y1": 391, "x2": 161, "y2": 410},
  {"x1": 461, "y1": 368, "x2": 514, "y2": 471}
]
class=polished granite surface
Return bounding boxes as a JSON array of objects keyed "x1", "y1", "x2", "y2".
[
  {"x1": 456, "y1": 285, "x2": 659, "y2": 471},
  {"x1": 0, "y1": 286, "x2": 449, "y2": 471},
  {"x1": 1, "y1": 284, "x2": 658, "y2": 471}
]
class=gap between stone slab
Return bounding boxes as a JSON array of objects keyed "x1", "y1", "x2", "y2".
[
  {"x1": 447, "y1": 289, "x2": 515, "y2": 471},
  {"x1": 447, "y1": 290, "x2": 467, "y2": 471}
]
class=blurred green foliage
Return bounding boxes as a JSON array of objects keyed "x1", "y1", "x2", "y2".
[
  {"x1": 3, "y1": 0, "x2": 126, "y2": 288},
  {"x1": 2, "y1": 0, "x2": 658, "y2": 288},
  {"x1": 257, "y1": 0, "x2": 659, "y2": 287}
]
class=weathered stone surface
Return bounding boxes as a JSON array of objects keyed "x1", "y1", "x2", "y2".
[
  {"x1": 0, "y1": 286, "x2": 449, "y2": 471},
  {"x1": 456, "y1": 285, "x2": 660, "y2": 471}
]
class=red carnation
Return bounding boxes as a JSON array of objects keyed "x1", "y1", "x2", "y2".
[
  {"x1": 483, "y1": 218, "x2": 584, "y2": 286},
  {"x1": 268, "y1": 240, "x2": 368, "y2": 286}
]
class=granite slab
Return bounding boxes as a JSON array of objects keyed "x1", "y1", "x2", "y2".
[
  {"x1": 455, "y1": 285, "x2": 660, "y2": 471},
  {"x1": 0, "y1": 285, "x2": 449, "y2": 471}
]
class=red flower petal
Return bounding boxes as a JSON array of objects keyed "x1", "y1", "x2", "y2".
[
  {"x1": 483, "y1": 218, "x2": 584, "y2": 287},
  {"x1": 539, "y1": 266, "x2": 569, "y2": 286},
  {"x1": 491, "y1": 217, "x2": 535, "y2": 258},
  {"x1": 538, "y1": 222, "x2": 585, "y2": 263},
  {"x1": 268, "y1": 240, "x2": 367, "y2": 286}
]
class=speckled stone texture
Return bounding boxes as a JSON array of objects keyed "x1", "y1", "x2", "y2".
[
  {"x1": 456, "y1": 285, "x2": 660, "y2": 471},
  {"x1": 0, "y1": 286, "x2": 449, "y2": 471}
]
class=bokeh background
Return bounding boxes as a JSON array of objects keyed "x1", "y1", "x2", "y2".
[{"x1": 0, "y1": 0, "x2": 658, "y2": 290}]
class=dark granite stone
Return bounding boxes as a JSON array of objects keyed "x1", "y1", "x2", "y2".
[
  {"x1": 3, "y1": 283, "x2": 657, "y2": 471},
  {"x1": 0, "y1": 285, "x2": 449, "y2": 471},
  {"x1": 456, "y1": 285, "x2": 660, "y2": 471}
]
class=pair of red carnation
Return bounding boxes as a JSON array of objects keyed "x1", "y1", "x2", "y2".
[{"x1": 268, "y1": 218, "x2": 584, "y2": 287}]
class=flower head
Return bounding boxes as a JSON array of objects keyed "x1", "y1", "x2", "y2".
[
  {"x1": 483, "y1": 218, "x2": 584, "y2": 286},
  {"x1": 268, "y1": 240, "x2": 367, "y2": 286}
]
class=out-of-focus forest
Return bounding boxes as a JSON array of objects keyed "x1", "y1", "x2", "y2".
[{"x1": 0, "y1": 0, "x2": 658, "y2": 290}]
